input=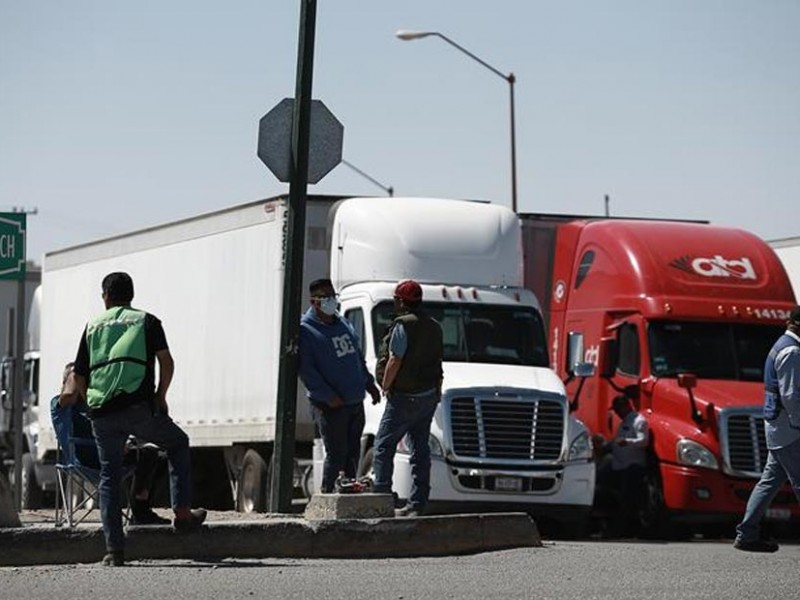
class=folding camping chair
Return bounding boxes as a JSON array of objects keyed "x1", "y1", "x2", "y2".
[{"x1": 51, "y1": 397, "x2": 136, "y2": 528}]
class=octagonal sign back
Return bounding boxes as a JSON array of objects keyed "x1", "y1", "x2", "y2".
[{"x1": 257, "y1": 98, "x2": 344, "y2": 184}]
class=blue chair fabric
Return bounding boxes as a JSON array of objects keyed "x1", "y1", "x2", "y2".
[{"x1": 50, "y1": 396, "x2": 135, "y2": 528}]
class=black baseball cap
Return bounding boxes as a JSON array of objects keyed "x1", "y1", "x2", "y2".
[{"x1": 790, "y1": 306, "x2": 800, "y2": 326}]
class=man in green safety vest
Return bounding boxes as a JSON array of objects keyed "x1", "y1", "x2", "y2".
[{"x1": 60, "y1": 272, "x2": 206, "y2": 566}]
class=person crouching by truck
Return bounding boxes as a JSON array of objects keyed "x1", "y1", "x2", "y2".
[
  {"x1": 298, "y1": 278, "x2": 380, "y2": 493},
  {"x1": 592, "y1": 394, "x2": 650, "y2": 537}
]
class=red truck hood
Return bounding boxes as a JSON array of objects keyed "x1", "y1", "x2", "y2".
[{"x1": 653, "y1": 377, "x2": 763, "y2": 409}]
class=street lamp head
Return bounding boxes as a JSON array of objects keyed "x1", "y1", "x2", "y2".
[
  {"x1": 396, "y1": 29, "x2": 436, "y2": 41},
  {"x1": 394, "y1": 28, "x2": 518, "y2": 212}
]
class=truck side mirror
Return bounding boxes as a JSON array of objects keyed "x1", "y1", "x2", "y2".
[
  {"x1": 677, "y1": 373, "x2": 704, "y2": 425},
  {"x1": 0, "y1": 358, "x2": 10, "y2": 410},
  {"x1": 677, "y1": 373, "x2": 697, "y2": 390},
  {"x1": 598, "y1": 337, "x2": 618, "y2": 378},
  {"x1": 566, "y1": 332, "x2": 584, "y2": 376},
  {"x1": 573, "y1": 362, "x2": 595, "y2": 378},
  {"x1": 0, "y1": 359, "x2": 8, "y2": 392}
]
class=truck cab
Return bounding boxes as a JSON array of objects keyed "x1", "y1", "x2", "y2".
[
  {"x1": 523, "y1": 215, "x2": 798, "y2": 532},
  {"x1": 330, "y1": 198, "x2": 595, "y2": 530}
]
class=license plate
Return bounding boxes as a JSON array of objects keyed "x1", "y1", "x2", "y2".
[
  {"x1": 494, "y1": 476, "x2": 523, "y2": 492},
  {"x1": 766, "y1": 508, "x2": 791, "y2": 521}
]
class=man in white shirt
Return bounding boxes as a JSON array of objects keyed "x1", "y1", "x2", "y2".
[
  {"x1": 610, "y1": 395, "x2": 650, "y2": 472},
  {"x1": 594, "y1": 394, "x2": 650, "y2": 536}
]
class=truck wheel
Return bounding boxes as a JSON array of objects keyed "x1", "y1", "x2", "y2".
[
  {"x1": 236, "y1": 449, "x2": 269, "y2": 513},
  {"x1": 301, "y1": 465, "x2": 314, "y2": 499},
  {"x1": 556, "y1": 515, "x2": 590, "y2": 540},
  {"x1": 357, "y1": 447, "x2": 374, "y2": 479},
  {"x1": 68, "y1": 482, "x2": 92, "y2": 512},
  {"x1": 638, "y1": 467, "x2": 667, "y2": 539},
  {"x1": 21, "y1": 453, "x2": 43, "y2": 510}
]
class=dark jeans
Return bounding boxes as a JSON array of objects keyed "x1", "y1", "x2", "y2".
[
  {"x1": 313, "y1": 402, "x2": 365, "y2": 493},
  {"x1": 372, "y1": 390, "x2": 438, "y2": 510},
  {"x1": 596, "y1": 461, "x2": 646, "y2": 536},
  {"x1": 92, "y1": 402, "x2": 192, "y2": 552}
]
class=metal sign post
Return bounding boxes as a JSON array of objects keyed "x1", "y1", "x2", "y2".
[
  {"x1": 256, "y1": 0, "x2": 344, "y2": 513},
  {"x1": 269, "y1": 0, "x2": 317, "y2": 514},
  {"x1": 0, "y1": 213, "x2": 27, "y2": 511}
]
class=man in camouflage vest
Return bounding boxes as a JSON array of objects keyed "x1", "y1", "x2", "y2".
[{"x1": 372, "y1": 280, "x2": 443, "y2": 517}]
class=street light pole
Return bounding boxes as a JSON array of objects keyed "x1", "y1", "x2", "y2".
[{"x1": 396, "y1": 30, "x2": 518, "y2": 213}]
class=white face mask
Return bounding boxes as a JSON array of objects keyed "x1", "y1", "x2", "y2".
[{"x1": 319, "y1": 296, "x2": 338, "y2": 316}]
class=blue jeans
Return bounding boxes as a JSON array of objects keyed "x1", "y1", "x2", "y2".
[
  {"x1": 736, "y1": 436, "x2": 800, "y2": 543},
  {"x1": 92, "y1": 402, "x2": 192, "y2": 552},
  {"x1": 373, "y1": 390, "x2": 439, "y2": 509},
  {"x1": 313, "y1": 402, "x2": 365, "y2": 493}
]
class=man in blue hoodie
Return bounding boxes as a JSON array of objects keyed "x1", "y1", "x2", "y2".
[{"x1": 299, "y1": 278, "x2": 380, "y2": 493}]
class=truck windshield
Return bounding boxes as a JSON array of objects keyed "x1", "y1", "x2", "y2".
[
  {"x1": 648, "y1": 321, "x2": 784, "y2": 381},
  {"x1": 372, "y1": 301, "x2": 549, "y2": 367}
]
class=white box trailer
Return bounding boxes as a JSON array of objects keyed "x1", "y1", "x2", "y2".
[
  {"x1": 771, "y1": 236, "x2": 800, "y2": 301},
  {"x1": 38, "y1": 196, "x2": 337, "y2": 508}
]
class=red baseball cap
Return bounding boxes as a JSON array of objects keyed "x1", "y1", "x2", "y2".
[{"x1": 394, "y1": 279, "x2": 422, "y2": 302}]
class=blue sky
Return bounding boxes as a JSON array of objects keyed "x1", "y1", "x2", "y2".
[{"x1": 2, "y1": 1, "x2": 799, "y2": 263}]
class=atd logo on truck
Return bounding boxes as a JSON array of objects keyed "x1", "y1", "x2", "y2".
[{"x1": 669, "y1": 255, "x2": 757, "y2": 280}]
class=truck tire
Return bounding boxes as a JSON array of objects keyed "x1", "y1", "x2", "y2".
[
  {"x1": 301, "y1": 465, "x2": 314, "y2": 499},
  {"x1": 357, "y1": 447, "x2": 374, "y2": 479},
  {"x1": 21, "y1": 453, "x2": 43, "y2": 510},
  {"x1": 236, "y1": 449, "x2": 269, "y2": 513},
  {"x1": 557, "y1": 515, "x2": 590, "y2": 540},
  {"x1": 638, "y1": 466, "x2": 668, "y2": 539},
  {"x1": 68, "y1": 482, "x2": 92, "y2": 513}
]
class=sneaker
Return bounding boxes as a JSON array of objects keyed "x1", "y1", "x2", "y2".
[
  {"x1": 173, "y1": 508, "x2": 207, "y2": 532},
  {"x1": 733, "y1": 538, "x2": 779, "y2": 553},
  {"x1": 131, "y1": 506, "x2": 171, "y2": 526},
  {"x1": 101, "y1": 551, "x2": 125, "y2": 567},
  {"x1": 395, "y1": 505, "x2": 424, "y2": 518}
]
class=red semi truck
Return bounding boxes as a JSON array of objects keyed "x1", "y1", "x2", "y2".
[{"x1": 521, "y1": 214, "x2": 799, "y2": 534}]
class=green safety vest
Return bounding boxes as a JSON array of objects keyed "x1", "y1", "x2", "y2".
[{"x1": 86, "y1": 307, "x2": 148, "y2": 409}]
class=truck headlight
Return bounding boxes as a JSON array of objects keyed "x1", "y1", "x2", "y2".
[
  {"x1": 568, "y1": 431, "x2": 592, "y2": 461},
  {"x1": 676, "y1": 439, "x2": 718, "y2": 470},
  {"x1": 397, "y1": 434, "x2": 444, "y2": 458}
]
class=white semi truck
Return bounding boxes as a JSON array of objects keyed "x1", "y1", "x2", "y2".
[
  {"x1": 37, "y1": 195, "x2": 595, "y2": 527},
  {"x1": 771, "y1": 236, "x2": 800, "y2": 300}
]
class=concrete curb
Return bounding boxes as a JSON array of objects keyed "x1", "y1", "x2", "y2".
[{"x1": 0, "y1": 512, "x2": 541, "y2": 566}]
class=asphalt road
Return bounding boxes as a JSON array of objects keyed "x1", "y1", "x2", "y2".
[{"x1": 1, "y1": 540, "x2": 797, "y2": 600}]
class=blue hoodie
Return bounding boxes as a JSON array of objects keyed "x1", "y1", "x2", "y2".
[{"x1": 298, "y1": 307, "x2": 375, "y2": 408}]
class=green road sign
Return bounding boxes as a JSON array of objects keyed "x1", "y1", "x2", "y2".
[{"x1": 0, "y1": 213, "x2": 26, "y2": 280}]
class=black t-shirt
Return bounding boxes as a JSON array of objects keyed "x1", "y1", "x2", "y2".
[{"x1": 73, "y1": 311, "x2": 169, "y2": 417}]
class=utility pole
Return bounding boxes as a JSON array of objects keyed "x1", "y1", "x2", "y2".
[{"x1": 270, "y1": 0, "x2": 318, "y2": 514}]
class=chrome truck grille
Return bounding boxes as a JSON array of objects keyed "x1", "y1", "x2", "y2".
[
  {"x1": 448, "y1": 396, "x2": 564, "y2": 461},
  {"x1": 722, "y1": 410, "x2": 767, "y2": 478}
]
